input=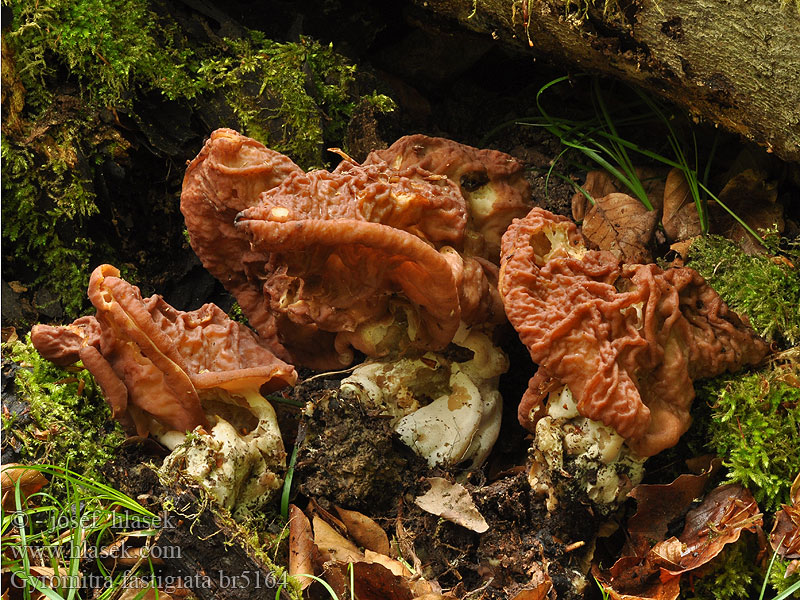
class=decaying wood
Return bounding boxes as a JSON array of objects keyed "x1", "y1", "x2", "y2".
[
  {"x1": 105, "y1": 460, "x2": 292, "y2": 600},
  {"x1": 410, "y1": 0, "x2": 800, "y2": 163}
]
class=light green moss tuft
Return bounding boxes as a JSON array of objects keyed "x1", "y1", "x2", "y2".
[
  {"x1": 3, "y1": 336, "x2": 126, "y2": 490},
  {"x1": 699, "y1": 355, "x2": 800, "y2": 512},
  {"x1": 686, "y1": 234, "x2": 800, "y2": 347}
]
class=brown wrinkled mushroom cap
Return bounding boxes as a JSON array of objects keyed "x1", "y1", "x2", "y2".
[
  {"x1": 32, "y1": 264, "x2": 296, "y2": 437},
  {"x1": 500, "y1": 208, "x2": 770, "y2": 456},
  {"x1": 30, "y1": 316, "x2": 102, "y2": 367},
  {"x1": 180, "y1": 128, "x2": 302, "y2": 357},
  {"x1": 364, "y1": 134, "x2": 531, "y2": 261},
  {"x1": 234, "y1": 157, "x2": 505, "y2": 369}
]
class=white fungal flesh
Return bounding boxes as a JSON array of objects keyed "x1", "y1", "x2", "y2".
[
  {"x1": 340, "y1": 327, "x2": 508, "y2": 468},
  {"x1": 162, "y1": 390, "x2": 285, "y2": 517},
  {"x1": 529, "y1": 386, "x2": 646, "y2": 512}
]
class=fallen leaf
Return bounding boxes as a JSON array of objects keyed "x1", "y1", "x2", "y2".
[
  {"x1": 662, "y1": 169, "x2": 702, "y2": 242},
  {"x1": 313, "y1": 515, "x2": 364, "y2": 564},
  {"x1": 352, "y1": 561, "x2": 415, "y2": 600},
  {"x1": 364, "y1": 549, "x2": 412, "y2": 577},
  {"x1": 336, "y1": 505, "x2": 391, "y2": 555},
  {"x1": 625, "y1": 459, "x2": 720, "y2": 556},
  {"x1": 593, "y1": 558, "x2": 680, "y2": 600},
  {"x1": 659, "y1": 483, "x2": 762, "y2": 575},
  {"x1": 572, "y1": 170, "x2": 619, "y2": 221},
  {"x1": 289, "y1": 504, "x2": 317, "y2": 588},
  {"x1": 1, "y1": 464, "x2": 48, "y2": 510},
  {"x1": 770, "y1": 472, "x2": 800, "y2": 558},
  {"x1": 713, "y1": 168, "x2": 783, "y2": 253},
  {"x1": 1, "y1": 327, "x2": 18, "y2": 344},
  {"x1": 414, "y1": 477, "x2": 489, "y2": 533},
  {"x1": 582, "y1": 193, "x2": 659, "y2": 263}
]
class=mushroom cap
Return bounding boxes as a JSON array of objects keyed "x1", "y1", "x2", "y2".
[
  {"x1": 180, "y1": 128, "x2": 302, "y2": 357},
  {"x1": 30, "y1": 316, "x2": 102, "y2": 367},
  {"x1": 31, "y1": 264, "x2": 297, "y2": 437},
  {"x1": 236, "y1": 214, "x2": 463, "y2": 368},
  {"x1": 236, "y1": 158, "x2": 504, "y2": 368},
  {"x1": 364, "y1": 134, "x2": 531, "y2": 261},
  {"x1": 500, "y1": 208, "x2": 770, "y2": 456}
]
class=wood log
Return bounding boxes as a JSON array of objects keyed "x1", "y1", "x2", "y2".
[{"x1": 409, "y1": 0, "x2": 800, "y2": 163}]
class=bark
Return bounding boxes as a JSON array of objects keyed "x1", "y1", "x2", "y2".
[{"x1": 410, "y1": 0, "x2": 800, "y2": 163}]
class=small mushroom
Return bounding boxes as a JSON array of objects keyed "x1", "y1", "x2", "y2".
[{"x1": 31, "y1": 264, "x2": 297, "y2": 511}]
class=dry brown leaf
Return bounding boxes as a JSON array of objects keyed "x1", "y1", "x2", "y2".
[
  {"x1": 625, "y1": 459, "x2": 720, "y2": 557},
  {"x1": 309, "y1": 497, "x2": 348, "y2": 532},
  {"x1": 593, "y1": 558, "x2": 681, "y2": 600},
  {"x1": 336, "y1": 505, "x2": 391, "y2": 555},
  {"x1": 414, "y1": 477, "x2": 489, "y2": 533},
  {"x1": 770, "y1": 472, "x2": 800, "y2": 558},
  {"x1": 662, "y1": 169, "x2": 702, "y2": 242},
  {"x1": 572, "y1": 168, "x2": 667, "y2": 223},
  {"x1": 713, "y1": 168, "x2": 783, "y2": 253},
  {"x1": 365, "y1": 549, "x2": 412, "y2": 577},
  {"x1": 1, "y1": 327, "x2": 18, "y2": 344},
  {"x1": 1, "y1": 464, "x2": 48, "y2": 510},
  {"x1": 288, "y1": 504, "x2": 317, "y2": 588},
  {"x1": 659, "y1": 483, "x2": 762, "y2": 575},
  {"x1": 313, "y1": 515, "x2": 364, "y2": 564},
  {"x1": 572, "y1": 170, "x2": 619, "y2": 221},
  {"x1": 582, "y1": 193, "x2": 659, "y2": 263},
  {"x1": 352, "y1": 561, "x2": 416, "y2": 600}
]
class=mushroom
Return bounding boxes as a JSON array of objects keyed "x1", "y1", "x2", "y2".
[
  {"x1": 499, "y1": 208, "x2": 770, "y2": 457},
  {"x1": 180, "y1": 131, "x2": 525, "y2": 370},
  {"x1": 180, "y1": 128, "x2": 303, "y2": 358},
  {"x1": 364, "y1": 134, "x2": 531, "y2": 261},
  {"x1": 339, "y1": 326, "x2": 508, "y2": 468},
  {"x1": 32, "y1": 264, "x2": 297, "y2": 511},
  {"x1": 235, "y1": 158, "x2": 505, "y2": 369}
]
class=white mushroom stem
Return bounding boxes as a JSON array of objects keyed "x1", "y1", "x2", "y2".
[
  {"x1": 340, "y1": 327, "x2": 508, "y2": 468},
  {"x1": 530, "y1": 385, "x2": 646, "y2": 513},
  {"x1": 160, "y1": 389, "x2": 286, "y2": 517}
]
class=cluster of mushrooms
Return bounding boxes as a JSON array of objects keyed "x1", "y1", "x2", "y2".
[{"x1": 32, "y1": 129, "x2": 769, "y2": 520}]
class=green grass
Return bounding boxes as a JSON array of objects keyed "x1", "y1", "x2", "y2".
[
  {"x1": 2, "y1": 464, "x2": 160, "y2": 600},
  {"x1": 485, "y1": 75, "x2": 765, "y2": 244}
]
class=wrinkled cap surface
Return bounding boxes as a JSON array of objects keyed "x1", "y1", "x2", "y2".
[
  {"x1": 364, "y1": 134, "x2": 531, "y2": 261},
  {"x1": 500, "y1": 208, "x2": 770, "y2": 456},
  {"x1": 236, "y1": 158, "x2": 504, "y2": 369},
  {"x1": 32, "y1": 264, "x2": 296, "y2": 437},
  {"x1": 31, "y1": 316, "x2": 102, "y2": 367},
  {"x1": 180, "y1": 128, "x2": 302, "y2": 357}
]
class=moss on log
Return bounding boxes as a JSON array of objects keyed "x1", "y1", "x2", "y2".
[{"x1": 411, "y1": 0, "x2": 800, "y2": 163}]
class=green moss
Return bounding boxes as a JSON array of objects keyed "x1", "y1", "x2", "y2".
[
  {"x1": 686, "y1": 234, "x2": 800, "y2": 347},
  {"x1": 3, "y1": 336, "x2": 126, "y2": 489},
  {"x1": 679, "y1": 540, "x2": 758, "y2": 600},
  {"x1": 196, "y1": 32, "x2": 386, "y2": 169},
  {"x1": 699, "y1": 356, "x2": 800, "y2": 512},
  {"x1": 2, "y1": 0, "x2": 394, "y2": 318}
]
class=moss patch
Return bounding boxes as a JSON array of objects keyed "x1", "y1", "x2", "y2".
[
  {"x1": 686, "y1": 234, "x2": 800, "y2": 347},
  {"x1": 2, "y1": 336, "x2": 125, "y2": 490},
  {"x1": 698, "y1": 355, "x2": 800, "y2": 512},
  {"x1": 2, "y1": 0, "x2": 394, "y2": 319}
]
